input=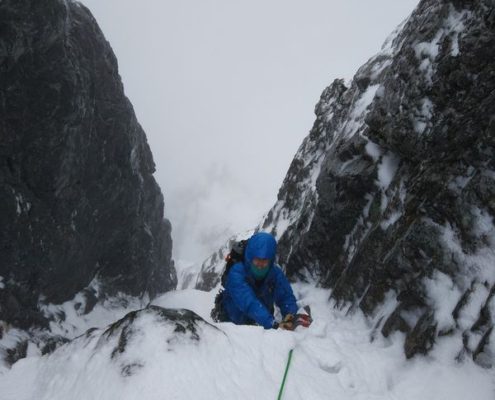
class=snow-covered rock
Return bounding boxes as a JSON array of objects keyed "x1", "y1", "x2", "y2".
[
  {"x1": 1, "y1": 287, "x2": 494, "y2": 400},
  {"x1": 269, "y1": 0, "x2": 495, "y2": 364},
  {"x1": 197, "y1": 0, "x2": 495, "y2": 365}
]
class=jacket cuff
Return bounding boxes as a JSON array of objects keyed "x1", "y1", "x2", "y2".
[{"x1": 262, "y1": 316, "x2": 276, "y2": 329}]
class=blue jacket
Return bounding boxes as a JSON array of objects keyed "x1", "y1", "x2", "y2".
[{"x1": 222, "y1": 232, "x2": 298, "y2": 329}]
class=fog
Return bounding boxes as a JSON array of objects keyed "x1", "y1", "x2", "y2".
[{"x1": 79, "y1": 0, "x2": 419, "y2": 264}]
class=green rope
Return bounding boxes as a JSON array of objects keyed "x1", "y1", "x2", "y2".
[{"x1": 277, "y1": 348, "x2": 294, "y2": 400}]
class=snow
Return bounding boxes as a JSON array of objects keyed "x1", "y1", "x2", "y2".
[
  {"x1": 379, "y1": 179, "x2": 406, "y2": 231},
  {"x1": 439, "y1": 217, "x2": 495, "y2": 286},
  {"x1": 262, "y1": 134, "x2": 326, "y2": 243},
  {"x1": 129, "y1": 145, "x2": 143, "y2": 183},
  {"x1": 380, "y1": 15, "x2": 410, "y2": 57},
  {"x1": 1, "y1": 285, "x2": 493, "y2": 400},
  {"x1": 377, "y1": 152, "x2": 400, "y2": 190},
  {"x1": 354, "y1": 84, "x2": 380, "y2": 115},
  {"x1": 414, "y1": 29, "x2": 443, "y2": 86},
  {"x1": 39, "y1": 280, "x2": 148, "y2": 340},
  {"x1": 456, "y1": 282, "x2": 490, "y2": 331},
  {"x1": 343, "y1": 84, "x2": 381, "y2": 139},
  {"x1": 413, "y1": 97, "x2": 434, "y2": 135},
  {"x1": 482, "y1": 169, "x2": 495, "y2": 181},
  {"x1": 175, "y1": 259, "x2": 199, "y2": 289},
  {"x1": 380, "y1": 211, "x2": 402, "y2": 230},
  {"x1": 413, "y1": 27, "x2": 443, "y2": 85},
  {"x1": 0, "y1": 4, "x2": 492, "y2": 398},
  {"x1": 414, "y1": 35, "x2": 441, "y2": 60},
  {"x1": 13, "y1": 190, "x2": 30, "y2": 216},
  {"x1": 265, "y1": 70, "x2": 383, "y2": 259},
  {"x1": 414, "y1": 6, "x2": 472, "y2": 84},
  {"x1": 0, "y1": 327, "x2": 31, "y2": 372},
  {"x1": 376, "y1": 151, "x2": 400, "y2": 219},
  {"x1": 444, "y1": 8, "x2": 471, "y2": 57},
  {"x1": 343, "y1": 193, "x2": 374, "y2": 264},
  {"x1": 364, "y1": 140, "x2": 382, "y2": 161},
  {"x1": 186, "y1": 229, "x2": 255, "y2": 290},
  {"x1": 424, "y1": 271, "x2": 461, "y2": 332},
  {"x1": 369, "y1": 58, "x2": 392, "y2": 81},
  {"x1": 448, "y1": 173, "x2": 474, "y2": 192},
  {"x1": 414, "y1": 214, "x2": 495, "y2": 357},
  {"x1": 269, "y1": 205, "x2": 294, "y2": 241},
  {"x1": 151, "y1": 289, "x2": 216, "y2": 318},
  {"x1": 471, "y1": 207, "x2": 495, "y2": 239}
]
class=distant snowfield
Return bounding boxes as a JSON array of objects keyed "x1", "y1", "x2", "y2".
[{"x1": 0, "y1": 284, "x2": 493, "y2": 400}]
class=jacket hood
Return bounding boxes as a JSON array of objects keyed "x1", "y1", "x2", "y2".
[{"x1": 244, "y1": 232, "x2": 277, "y2": 266}]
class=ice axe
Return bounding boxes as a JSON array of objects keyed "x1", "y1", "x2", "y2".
[{"x1": 293, "y1": 305, "x2": 312, "y2": 329}]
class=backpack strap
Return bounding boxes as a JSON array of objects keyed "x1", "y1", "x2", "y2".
[{"x1": 220, "y1": 239, "x2": 249, "y2": 287}]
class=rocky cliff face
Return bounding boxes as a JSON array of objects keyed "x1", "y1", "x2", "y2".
[
  {"x1": 0, "y1": 0, "x2": 176, "y2": 332},
  {"x1": 198, "y1": 0, "x2": 495, "y2": 365}
]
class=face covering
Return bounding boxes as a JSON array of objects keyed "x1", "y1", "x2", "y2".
[{"x1": 250, "y1": 263, "x2": 270, "y2": 280}]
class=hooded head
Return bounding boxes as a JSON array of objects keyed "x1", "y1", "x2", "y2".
[{"x1": 244, "y1": 232, "x2": 277, "y2": 280}]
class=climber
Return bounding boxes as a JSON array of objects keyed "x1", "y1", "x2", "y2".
[{"x1": 219, "y1": 231, "x2": 310, "y2": 330}]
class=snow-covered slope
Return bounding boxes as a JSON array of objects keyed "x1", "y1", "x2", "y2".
[{"x1": 1, "y1": 286, "x2": 493, "y2": 400}]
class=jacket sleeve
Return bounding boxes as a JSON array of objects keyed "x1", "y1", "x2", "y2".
[
  {"x1": 227, "y1": 264, "x2": 275, "y2": 329},
  {"x1": 273, "y1": 267, "x2": 298, "y2": 317}
]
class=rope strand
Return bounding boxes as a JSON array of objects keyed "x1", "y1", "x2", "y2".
[{"x1": 277, "y1": 348, "x2": 294, "y2": 400}]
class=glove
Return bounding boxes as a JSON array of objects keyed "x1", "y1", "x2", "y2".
[
  {"x1": 293, "y1": 313, "x2": 312, "y2": 328},
  {"x1": 278, "y1": 314, "x2": 295, "y2": 331}
]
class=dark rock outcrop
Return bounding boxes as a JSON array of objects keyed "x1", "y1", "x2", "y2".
[
  {"x1": 0, "y1": 0, "x2": 176, "y2": 330},
  {"x1": 197, "y1": 0, "x2": 495, "y2": 364}
]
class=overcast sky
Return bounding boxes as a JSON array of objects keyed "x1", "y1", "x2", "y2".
[{"x1": 80, "y1": 0, "x2": 419, "y2": 264}]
